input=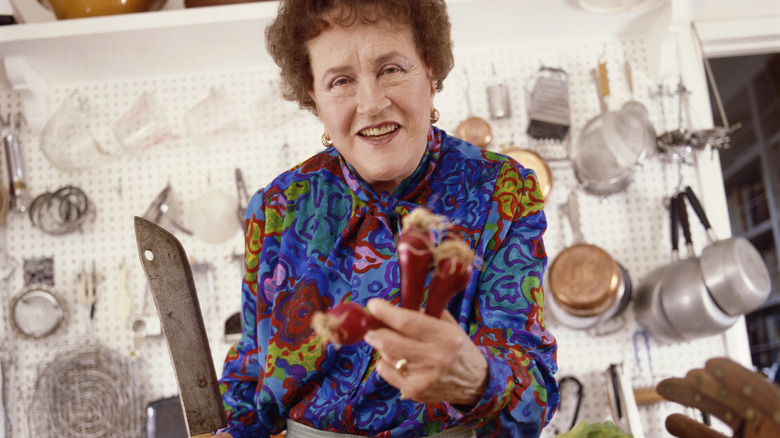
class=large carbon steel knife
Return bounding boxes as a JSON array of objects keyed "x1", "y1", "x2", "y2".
[{"x1": 134, "y1": 216, "x2": 226, "y2": 438}]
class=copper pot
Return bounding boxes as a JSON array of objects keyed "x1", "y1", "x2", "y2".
[
  {"x1": 549, "y1": 243, "x2": 624, "y2": 316},
  {"x1": 546, "y1": 191, "x2": 632, "y2": 331}
]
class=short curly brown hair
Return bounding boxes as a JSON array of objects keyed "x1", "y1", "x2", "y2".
[{"x1": 265, "y1": 0, "x2": 454, "y2": 113}]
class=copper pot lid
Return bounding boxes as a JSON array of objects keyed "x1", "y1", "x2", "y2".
[
  {"x1": 501, "y1": 147, "x2": 552, "y2": 200},
  {"x1": 548, "y1": 243, "x2": 621, "y2": 316}
]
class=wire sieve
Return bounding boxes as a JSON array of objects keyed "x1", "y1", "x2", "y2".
[
  {"x1": 10, "y1": 284, "x2": 66, "y2": 339},
  {"x1": 572, "y1": 59, "x2": 654, "y2": 196},
  {"x1": 28, "y1": 340, "x2": 144, "y2": 438}
]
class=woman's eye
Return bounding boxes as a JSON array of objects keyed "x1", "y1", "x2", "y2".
[
  {"x1": 381, "y1": 66, "x2": 401, "y2": 76},
  {"x1": 331, "y1": 77, "x2": 350, "y2": 87}
]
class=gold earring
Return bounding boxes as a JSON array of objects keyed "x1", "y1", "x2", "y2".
[
  {"x1": 321, "y1": 133, "x2": 332, "y2": 147},
  {"x1": 430, "y1": 108, "x2": 440, "y2": 124}
]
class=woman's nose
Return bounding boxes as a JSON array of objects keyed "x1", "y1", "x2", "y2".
[{"x1": 356, "y1": 80, "x2": 390, "y2": 116}]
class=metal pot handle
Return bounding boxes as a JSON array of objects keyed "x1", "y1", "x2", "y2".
[
  {"x1": 550, "y1": 375, "x2": 583, "y2": 434},
  {"x1": 674, "y1": 193, "x2": 694, "y2": 257},
  {"x1": 564, "y1": 188, "x2": 586, "y2": 244},
  {"x1": 683, "y1": 186, "x2": 719, "y2": 243}
]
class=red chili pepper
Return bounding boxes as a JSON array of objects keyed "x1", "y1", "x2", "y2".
[
  {"x1": 424, "y1": 239, "x2": 475, "y2": 318},
  {"x1": 311, "y1": 302, "x2": 385, "y2": 346},
  {"x1": 397, "y1": 208, "x2": 448, "y2": 310},
  {"x1": 397, "y1": 229, "x2": 434, "y2": 310}
]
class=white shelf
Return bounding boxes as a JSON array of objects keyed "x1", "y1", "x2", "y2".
[
  {"x1": 0, "y1": 3, "x2": 280, "y2": 85},
  {"x1": 0, "y1": 0, "x2": 673, "y2": 86}
]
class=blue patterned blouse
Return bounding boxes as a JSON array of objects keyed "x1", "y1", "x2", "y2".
[{"x1": 218, "y1": 126, "x2": 559, "y2": 437}]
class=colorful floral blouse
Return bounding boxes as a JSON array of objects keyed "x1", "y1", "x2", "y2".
[{"x1": 218, "y1": 126, "x2": 559, "y2": 437}]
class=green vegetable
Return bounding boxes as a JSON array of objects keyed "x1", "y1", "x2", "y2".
[{"x1": 555, "y1": 420, "x2": 632, "y2": 438}]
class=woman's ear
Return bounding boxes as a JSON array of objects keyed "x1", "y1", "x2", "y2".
[
  {"x1": 309, "y1": 91, "x2": 320, "y2": 118},
  {"x1": 427, "y1": 67, "x2": 436, "y2": 97}
]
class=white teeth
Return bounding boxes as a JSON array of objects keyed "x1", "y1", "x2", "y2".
[{"x1": 360, "y1": 124, "x2": 398, "y2": 137}]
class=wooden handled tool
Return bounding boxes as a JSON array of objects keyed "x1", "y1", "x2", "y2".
[{"x1": 656, "y1": 357, "x2": 780, "y2": 438}]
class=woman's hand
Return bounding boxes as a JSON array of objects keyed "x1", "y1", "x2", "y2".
[{"x1": 363, "y1": 298, "x2": 488, "y2": 406}]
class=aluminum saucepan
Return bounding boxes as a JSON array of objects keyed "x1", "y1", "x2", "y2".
[
  {"x1": 682, "y1": 186, "x2": 771, "y2": 315},
  {"x1": 633, "y1": 263, "x2": 680, "y2": 342},
  {"x1": 659, "y1": 257, "x2": 738, "y2": 341},
  {"x1": 640, "y1": 194, "x2": 737, "y2": 342},
  {"x1": 634, "y1": 194, "x2": 680, "y2": 342}
]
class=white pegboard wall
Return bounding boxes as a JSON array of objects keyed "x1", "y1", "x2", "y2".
[{"x1": 0, "y1": 35, "x2": 738, "y2": 437}]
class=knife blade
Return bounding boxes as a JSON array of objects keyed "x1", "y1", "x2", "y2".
[{"x1": 134, "y1": 216, "x2": 226, "y2": 437}]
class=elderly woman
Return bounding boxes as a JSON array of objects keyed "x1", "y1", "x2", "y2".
[{"x1": 214, "y1": 0, "x2": 559, "y2": 436}]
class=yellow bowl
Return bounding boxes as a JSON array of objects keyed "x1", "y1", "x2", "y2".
[{"x1": 38, "y1": 0, "x2": 167, "y2": 19}]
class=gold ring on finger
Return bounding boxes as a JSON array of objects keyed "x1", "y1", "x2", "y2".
[{"x1": 394, "y1": 358, "x2": 408, "y2": 373}]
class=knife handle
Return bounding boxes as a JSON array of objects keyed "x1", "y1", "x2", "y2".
[{"x1": 665, "y1": 413, "x2": 729, "y2": 438}]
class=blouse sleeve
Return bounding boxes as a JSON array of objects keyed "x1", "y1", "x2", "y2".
[
  {"x1": 449, "y1": 160, "x2": 559, "y2": 436},
  {"x1": 217, "y1": 189, "x2": 279, "y2": 438}
]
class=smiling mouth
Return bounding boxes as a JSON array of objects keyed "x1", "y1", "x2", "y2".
[{"x1": 359, "y1": 124, "x2": 399, "y2": 138}]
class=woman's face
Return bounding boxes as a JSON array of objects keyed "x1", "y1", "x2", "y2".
[{"x1": 307, "y1": 18, "x2": 436, "y2": 194}]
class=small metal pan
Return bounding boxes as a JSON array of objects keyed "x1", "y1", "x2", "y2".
[
  {"x1": 656, "y1": 194, "x2": 737, "y2": 341},
  {"x1": 633, "y1": 194, "x2": 678, "y2": 341},
  {"x1": 682, "y1": 186, "x2": 771, "y2": 315}
]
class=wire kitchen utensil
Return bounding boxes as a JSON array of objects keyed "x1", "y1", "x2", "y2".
[
  {"x1": 10, "y1": 284, "x2": 67, "y2": 339},
  {"x1": 572, "y1": 58, "x2": 654, "y2": 196},
  {"x1": 29, "y1": 185, "x2": 95, "y2": 235},
  {"x1": 28, "y1": 340, "x2": 143, "y2": 438}
]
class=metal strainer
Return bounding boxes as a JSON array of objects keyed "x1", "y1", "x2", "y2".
[
  {"x1": 10, "y1": 285, "x2": 66, "y2": 339},
  {"x1": 28, "y1": 340, "x2": 143, "y2": 438},
  {"x1": 572, "y1": 60, "x2": 654, "y2": 196}
]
